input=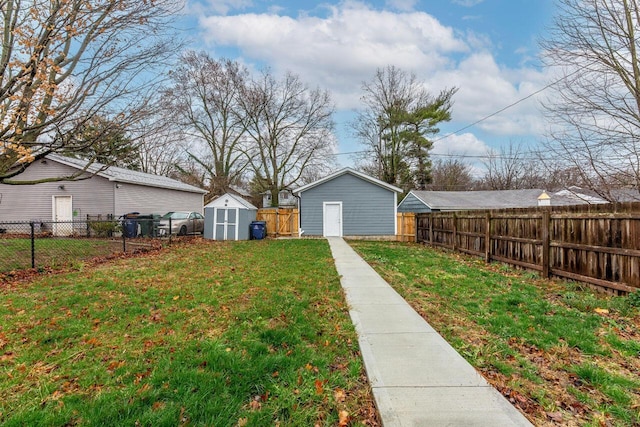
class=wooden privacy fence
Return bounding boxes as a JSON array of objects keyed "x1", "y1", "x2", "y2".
[
  {"x1": 256, "y1": 208, "x2": 299, "y2": 237},
  {"x1": 397, "y1": 212, "x2": 416, "y2": 242},
  {"x1": 416, "y1": 203, "x2": 640, "y2": 294}
]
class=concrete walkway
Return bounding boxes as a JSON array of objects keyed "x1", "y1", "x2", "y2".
[{"x1": 327, "y1": 237, "x2": 532, "y2": 427}]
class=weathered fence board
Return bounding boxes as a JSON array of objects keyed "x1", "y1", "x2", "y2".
[{"x1": 416, "y1": 202, "x2": 640, "y2": 294}]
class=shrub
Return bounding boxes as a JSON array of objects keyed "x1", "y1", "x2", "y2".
[{"x1": 89, "y1": 220, "x2": 121, "y2": 237}]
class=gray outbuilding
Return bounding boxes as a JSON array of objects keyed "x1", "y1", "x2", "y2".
[
  {"x1": 397, "y1": 188, "x2": 609, "y2": 213},
  {"x1": 0, "y1": 154, "x2": 207, "y2": 235},
  {"x1": 203, "y1": 193, "x2": 258, "y2": 240},
  {"x1": 293, "y1": 168, "x2": 402, "y2": 238}
]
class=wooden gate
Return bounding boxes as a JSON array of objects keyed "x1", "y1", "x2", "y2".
[
  {"x1": 256, "y1": 208, "x2": 299, "y2": 237},
  {"x1": 396, "y1": 212, "x2": 416, "y2": 242}
]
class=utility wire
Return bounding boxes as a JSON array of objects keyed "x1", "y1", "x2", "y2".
[{"x1": 337, "y1": 53, "x2": 602, "y2": 160}]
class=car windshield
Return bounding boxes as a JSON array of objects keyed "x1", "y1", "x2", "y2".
[{"x1": 161, "y1": 212, "x2": 190, "y2": 220}]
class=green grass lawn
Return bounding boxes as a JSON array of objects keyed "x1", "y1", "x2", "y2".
[
  {"x1": 0, "y1": 238, "x2": 123, "y2": 273},
  {"x1": 350, "y1": 241, "x2": 640, "y2": 427},
  {"x1": 0, "y1": 240, "x2": 376, "y2": 426}
]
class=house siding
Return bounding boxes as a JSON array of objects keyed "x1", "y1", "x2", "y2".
[
  {"x1": 299, "y1": 173, "x2": 396, "y2": 236},
  {"x1": 397, "y1": 192, "x2": 432, "y2": 213},
  {"x1": 0, "y1": 160, "x2": 114, "y2": 221},
  {"x1": 0, "y1": 158, "x2": 204, "y2": 222},
  {"x1": 115, "y1": 184, "x2": 203, "y2": 216}
]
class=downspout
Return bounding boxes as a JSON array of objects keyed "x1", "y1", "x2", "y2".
[
  {"x1": 292, "y1": 191, "x2": 303, "y2": 237},
  {"x1": 113, "y1": 181, "x2": 119, "y2": 218},
  {"x1": 394, "y1": 191, "x2": 398, "y2": 236}
]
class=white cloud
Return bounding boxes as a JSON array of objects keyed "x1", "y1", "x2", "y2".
[
  {"x1": 429, "y1": 52, "x2": 549, "y2": 136},
  {"x1": 451, "y1": 0, "x2": 485, "y2": 6},
  {"x1": 385, "y1": 0, "x2": 418, "y2": 12},
  {"x1": 195, "y1": 1, "x2": 551, "y2": 151},
  {"x1": 433, "y1": 132, "x2": 489, "y2": 157},
  {"x1": 199, "y1": 2, "x2": 468, "y2": 108}
]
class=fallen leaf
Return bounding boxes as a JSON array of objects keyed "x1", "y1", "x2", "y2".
[
  {"x1": 249, "y1": 399, "x2": 261, "y2": 411},
  {"x1": 314, "y1": 379, "x2": 324, "y2": 395},
  {"x1": 594, "y1": 308, "x2": 609, "y2": 315},
  {"x1": 84, "y1": 337, "x2": 101, "y2": 347},
  {"x1": 546, "y1": 411, "x2": 563, "y2": 422},
  {"x1": 338, "y1": 410, "x2": 350, "y2": 426},
  {"x1": 334, "y1": 388, "x2": 346, "y2": 403},
  {"x1": 237, "y1": 418, "x2": 248, "y2": 427}
]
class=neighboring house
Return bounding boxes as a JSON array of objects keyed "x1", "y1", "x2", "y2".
[
  {"x1": 262, "y1": 189, "x2": 297, "y2": 208},
  {"x1": 0, "y1": 154, "x2": 207, "y2": 227},
  {"x1": 293, "y1": 168, "x2": 402, "y2": 237},
  {"x1": 228, "y1": 185, "x2": 253, "y2": 201},
  {"x1": 203, "y1": 192, "x2": 258, "y2": 241},
  {"x1": 397, "y1": 188, "x2": 609, "y2": 213}
]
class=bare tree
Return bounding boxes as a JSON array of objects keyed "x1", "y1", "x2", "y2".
[
  {"x1": 479, "y1": 142, "x2": 542, "y2": 190},
  {"x1": 353, "y1": 65, "x2": 456, "y2": 191},
  {"x1": 133, "y1": 117, "x2": 188, "y2": 178},
  {"x1": 429, "y1": 158, "x2": 475, "y2": 191},
  {"x1": 1, "y1": 0, "x2": 181, "y2": 184},
  {"x1": 239, "y1": 70, "x2": 336, "y2": 205},
  {"x1": 541, "y1": 0, "x2": 640, "y2": 201},
  {"x1": 162, "y1": 52, "x2": 249, "y2": 196}
]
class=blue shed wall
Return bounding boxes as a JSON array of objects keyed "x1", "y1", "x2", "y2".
[
  {"x1": 397, "y1": 192, "x2": 432, "y2": 213},
  {"x1": 299, "y1": 173, "x2": 396, "y2": 236}
]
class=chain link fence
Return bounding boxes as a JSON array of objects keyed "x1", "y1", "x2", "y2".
[{"x1": 0, "y1": 215, "x2": 187, "y2": 274}]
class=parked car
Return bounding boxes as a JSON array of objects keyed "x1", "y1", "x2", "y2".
[{"x1": 158, "y1": 211, "x2": 204, "y2": 236}]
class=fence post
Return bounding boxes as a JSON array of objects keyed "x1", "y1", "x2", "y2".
[
  {"x1": 541, "y1": 209, "x2": 550, "y2": 278},
  {"x1": 122, "y1": 218, "x2": 126, "y2": 252},
  {"x1": 485, "y1": 212, "x2": 491, "y2": 263},
  {"x1": 429, "y1": 214, "x2": 433, "y2": 245},
  {"x1": 30, "y1": 221, "x2": 36, "y2": 269},
  {"x1": 452, "y1": 212, "x2": 457, "y2": 250}
]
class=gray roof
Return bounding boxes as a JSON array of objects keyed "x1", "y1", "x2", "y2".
[
  {"x1": 406, "y1": 188, "x2": 608, "y2": 211},
  {"x1": 608, "y1": 188, "x2": 640, "y2": 203},
  {"x1": 293, "y1": 168, "x2": 403, "y2": 194},
  {"x1": 48, "y1": 154, "x2": 207, "y2": 194}
]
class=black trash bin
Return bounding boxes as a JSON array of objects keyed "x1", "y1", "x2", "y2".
[
  {"x1": 250, "y1": 221, "x2": 267, "y2": 240},
  {"x1": 123, "y1": 212, "x2": 140, "y2": 238},
  {"x1": 137, "y1": 214, "x2": 157, "y2": 237}
]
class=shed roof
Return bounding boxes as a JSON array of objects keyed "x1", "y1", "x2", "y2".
[
  {"x1": 205, "y1": 192, "x2": 258, "y2": 210},
  {"x1": 405, "y1": 188, "x2": 608, "y2": 211},
  {"x1": 293, "y1": 168, "x2": 403, "y2": 194},
  {"x1": 47, "y1": 154, "x2": 208, "y2": 194}
]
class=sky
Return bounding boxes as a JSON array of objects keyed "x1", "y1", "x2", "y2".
[{"x1": 177, "y1": 0, "x2": 557, "y2": 172}]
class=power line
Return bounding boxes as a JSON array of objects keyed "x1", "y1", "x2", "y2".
[
  {"x1": 331, "y1": 149, "x2": 555, "y2": 161},
  {"x1": 334, "y1": 61, "x2": 592, "y2": 160}
]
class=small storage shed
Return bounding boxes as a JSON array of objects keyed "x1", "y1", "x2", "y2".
[
  {"x1": 203, "y1": 193, "x2": 258, "y2": 240},
  {"x1": 293, "y1": 168, "x2": 402, "y2": 238}
]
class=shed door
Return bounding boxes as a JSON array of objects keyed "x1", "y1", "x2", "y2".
[
  {"x1": 214, "y1": 208, "x2": 238, "y2": 240},
  {"x1": 323, "y1": 202, "x2": 342, "y2": 237},
  {"x1": 53, "y1": 196, "x2": 73, "y2": 237}
]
